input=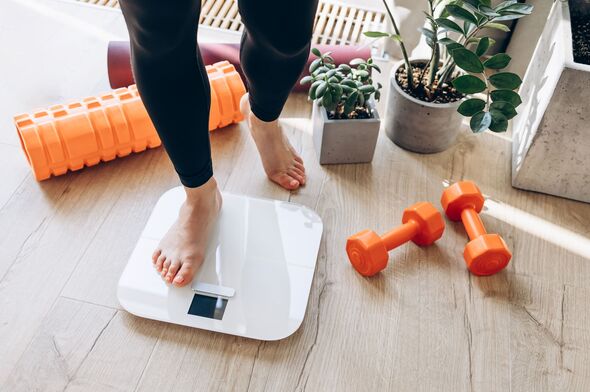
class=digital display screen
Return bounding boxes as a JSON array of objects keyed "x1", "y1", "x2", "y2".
[{"x1": 187, "y1": 294, "x2": 228, "y2": 320}]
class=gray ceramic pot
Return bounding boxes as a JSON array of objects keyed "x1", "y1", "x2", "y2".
[
  {"x1": 384, "y1": 59, "x2": 463, "y2": 154},
  {"x1": 312, "y1": 100, "x2": 380, "y2": 165}
]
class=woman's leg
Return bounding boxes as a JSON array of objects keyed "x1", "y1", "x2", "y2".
[
  {"x1": 119, "y1": 0, "x2": 221, "y2": 287},
  {"x1": 238, "y1": 0, "x2": 319, "y2": 190}
]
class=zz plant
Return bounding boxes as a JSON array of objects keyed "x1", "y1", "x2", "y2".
[
  {"x1": 300, "y1": 48, "x2": 382, "y2": 120},
  {"x1": 366, "y1": 0, "x2": 533, "y2": 133}
]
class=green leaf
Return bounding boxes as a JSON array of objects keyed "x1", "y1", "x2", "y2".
[
  {"x1": 309, "y1": 58, "x2": 321, "y2": 73},
  {"x1": 476, "y1": 37, "x2": 490, "y2": 56},
  {"x1": 332, "y1": 85, "x2": 343, "y2": 105},
  {"x1": 346, "y1": 91, "x2": 359, "y2": 107},
  {"x1": 300, "y1": 75, "x2": 313, "y2": 85},
  {"x1": 478, "y1": 5, "x2": 500, "y2": 17},
  {"x1": 502, "y1": 3, "x2": 534, "y2": 15},
  {"x1": 494, "y1": 14, "x2": 528, "y2": 22},
  {"x1": 470, "y1": 111, "x2": 492, "y2": 133},
  {"x1": 445, "y1": 5, "x2": 479, "y2": 25},
  {"x1": 489, "y1": 110, "x2": 508, "y2": 132},
  {"x1": 490, "y1": 89, "x2": 522, "y2": 107},
  {"x1": 464, "y1": 21, "x2": 474, "y2": 35},
  {"x1": 338, "y1": 64, "x2": 352, "y2": 73},
  {"x1": 483, "y1": 22, "x2": 511, "y2": 32},
  {"x1": 452, "y1": 48, "x2": 484, "y2": 73},
  {"x1": 356, "y1": 70, "x2": 370, "y2": 79},
  {"x1": 315, "y1": 81, "x2": 328, "y2": 98},
  {"x1": 458, "y1": 98, "x2": 486, "y2": 116},
  {"x1": 309, "y1": 80, "x2": 323, "y2": 100},
  {"x1": 489, "y1": 72, "x2": 522, "y2": 90},
  {"x1": 483, "y1": 53, "x2": 511, "y2": 69},
  {"x1": 350, "y1": 58, "x2": 365, "y2": 66},
  {"x1": 446, "y1": 42, "x2": 465, "y2": 54},
  {"x1": 343, "y1": 103, "x2": 355, "y2": 116},
  {"x1": 315, "y1": 66, "x2": 330, "y2": 75},
  {"x1": 341, "y1": 85, "x2": 354, "y2": 93},
  {"x1": 322, "y1": 90, "x2": 333, "y2": 108},
  {"x1": 359, "y1": 85, "x2": 375, "y2": 94},
  {"x1": 311, "y1": 48, "x2": 322, "y2": 57},
  {"x1": 436, "y1": 18, "x2": 464, "y2": 34},
  {"x1": 341, "y1": 79, "x2": 357, "y2": 88},
  {"x1": 495, "y1": 0, "x2": 518, "y2": 11},
  {"x1": 452, "y1": 75, "x2": 487, "y2": 94},
  {"x1": 439, "y1": 37, "x2": 457, "y2": 45},
  {"x1": 326, "y1": 69, "x2": 339, "y2": 78},
  {"x1": 363, "y1": 31, "x2": 391, "y2": 38},
  {"x1": 490, "y1": 101, "x2": 517, "y2": 119}
]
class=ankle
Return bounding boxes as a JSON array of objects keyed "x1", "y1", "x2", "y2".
[{"x1": 184, "y1": 177, "x2": 218, "y2": 204}]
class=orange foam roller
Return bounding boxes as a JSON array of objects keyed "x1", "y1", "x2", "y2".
[{"x1": 15, "y1": 61, "x2": 246, "y2": 181}]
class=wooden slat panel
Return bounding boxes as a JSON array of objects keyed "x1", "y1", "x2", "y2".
[{"x1": 73, "y1": 0, "x2": 386, "y2": 45}]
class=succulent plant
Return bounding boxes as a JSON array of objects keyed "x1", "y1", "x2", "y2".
[
  {"x1": 366, "y1": 0, "x2": 533, "y2": 133},
  {"x1": 300, "y1": 48, "x2": 382, "y2": 119}
]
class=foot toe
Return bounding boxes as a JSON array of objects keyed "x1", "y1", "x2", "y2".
[
  {"x1": 294, "y1": 161, "x2": 305, "y2": 173},
  {"x1": 173, "y1": 263, "x2": 195, "y2": 287},
  {"x1": 273, "y1": 173, "x2": 300, "y2": 190},
  {"x1": 292, "y1": 152, "x2": 304, "y2": 165},
  {"x1": 161, "y1": 259, "x2": 171, "y2": 277},
  {"x1": 165, "y1": 259, "x2": 182, "y2": 283},
  {"x1": 288, "y1": 169, "x2": 306, "y2": 185},
  {"x1": 152, "y1": 249, "x2": 161, "y2": 264},
  {"x1": 155, "y1": 254, "x2": 166, "y2": 272}
]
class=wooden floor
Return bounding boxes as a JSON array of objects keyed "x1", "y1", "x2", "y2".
[{"x1": 2, "y1": 1, "x2": 590, "y2": 391}]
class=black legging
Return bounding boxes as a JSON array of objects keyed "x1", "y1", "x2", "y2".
[{"x1": 119, "y1": 0, "x2": 319, "y2": 188}]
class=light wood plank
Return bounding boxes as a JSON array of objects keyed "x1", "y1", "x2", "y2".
[
  {"x1": 62, "y1": 311, "x2": 162, "y2": 391},
  {"x1": 2, "y1": 1, "x2": 590, "y2": 391},
  {"x1": 2, "y1": 297, "x2": 116, "y2": 392}
]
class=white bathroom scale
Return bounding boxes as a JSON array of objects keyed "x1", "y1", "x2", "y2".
[{"x1": 117, "y1": 187, "x2": 323, "y2": 341}]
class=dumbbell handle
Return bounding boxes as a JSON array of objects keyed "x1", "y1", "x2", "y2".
[
  {"x1": 380, "y1": 219, "x2": 420, "y2": 251},
  {"x1": 461, "y1": 208, "x2": 487, "y2": 240}
]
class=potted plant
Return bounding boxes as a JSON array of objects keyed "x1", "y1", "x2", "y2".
[
  {"x1": 366, "y1": 0, "x2": 533, "y2": 153},
  {"x1": 300, "y1": 49, "x2": 383, "y2": 165}
]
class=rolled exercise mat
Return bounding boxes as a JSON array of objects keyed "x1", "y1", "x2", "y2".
[
  {"x1": 15, "y1": 61, "x2": 245, "y2": 181},
  {"x1": 107, "y1": 41, "x2": 371, "y2": 91}
]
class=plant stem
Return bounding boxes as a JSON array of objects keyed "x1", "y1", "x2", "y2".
[
  {"x1": 427, "y1": 0, "x2": 439, "y2": 90},
  {"x1": 382, "y1": 0, "x2": 414, "y2": 89},
  {"x1": 482, "y1": 72, "x2": 491, "y2": 110}
]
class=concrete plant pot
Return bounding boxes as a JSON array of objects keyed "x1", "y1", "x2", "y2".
[
  {"x1": 312, "y1": 100, "x2": 380, "y2": 165},
  {"x1": 384, "y1": 60, "x2": 463, "y2": 154},
  {"x1": 511, "y1": 1, "x2": 590, "y2": 203}
]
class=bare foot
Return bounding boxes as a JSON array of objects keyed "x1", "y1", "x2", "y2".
[
  {"x1": 240, "y1": 94, "x2": 306, "y2": 190},
  {"x1": 151, "y1": 177, "x2": 222, "y2": 287}
]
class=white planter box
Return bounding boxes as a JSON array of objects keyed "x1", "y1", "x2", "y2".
[
  {"x1": 512, "y1": 1, "x2": 590, "y2": 203},
  {"x1": 312, "y1": 100, "x2": 381, "y2": 165}
]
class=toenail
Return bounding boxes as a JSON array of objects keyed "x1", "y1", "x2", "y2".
[{"x1": 174, "y1": 275, "x2": 184, "y2": 283}]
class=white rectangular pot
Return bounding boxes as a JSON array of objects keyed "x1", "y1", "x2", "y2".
[
  {"x1": 511, "y1": 1, "x2": 590, "y2": 203},
  {"x1": 312, "y1": 100, "x2": 380, "y2": 165}
]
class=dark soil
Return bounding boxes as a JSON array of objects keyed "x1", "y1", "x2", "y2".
[
  {"x1": 569, "y1": 3, "x2": 590, "y2": 65},
  {"x1": 327, "y1": 104, "x2": 373, "y2": 120},
  {"x1": 395, "y1": 61, "x2": 464, "y2": 104}
]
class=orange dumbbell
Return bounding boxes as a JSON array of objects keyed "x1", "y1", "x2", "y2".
[
  {"x1": 346, "y1": 202, "x2": 445, "y2": 276},
  {"x1": 441, "y1": 181, "x2": 511, "y2": 276}
]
